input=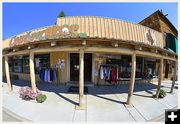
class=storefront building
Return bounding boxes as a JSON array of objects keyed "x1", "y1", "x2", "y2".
[
  {"x1": 2, "y1": 15, "x2": 178, "y2": 109},
  {"x1": 139, "y1": 10, "x2": 178, "y2": 81}
]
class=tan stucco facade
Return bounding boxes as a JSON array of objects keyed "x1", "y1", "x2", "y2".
[{"x1": 50, "y1": 51, "x2": 68, "y2": 83}]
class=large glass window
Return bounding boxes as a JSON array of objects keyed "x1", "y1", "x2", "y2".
[
  {"x1": 9, "y1": 57, "x2": 14, "y2": 72},
  {"x1": 105, "y1": 56, "x2": 143, "y2": 78},
  {"x1": 34, "y1": 54, "x2": 50, "y2": 74},
  {"x1": 7, "y1": 54, "x2": 50, "y2": 74},
  {"x1": 14, "y1": 59, "x2": 23, "y2": 73},
  {"x1": 144, "y1": 58, "x2": 158, "y2": 77},
  {"x1": 22, "y1": 56, "x2": 30, "y2": 73}
]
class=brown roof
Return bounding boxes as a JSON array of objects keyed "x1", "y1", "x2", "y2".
[{"x1": 139, "y1": 10, "x2": 178, "y2": 35}]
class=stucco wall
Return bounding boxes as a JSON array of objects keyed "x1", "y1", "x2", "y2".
[{"x1": 50, "y1": 51, "x2": 68, "y2": 83}]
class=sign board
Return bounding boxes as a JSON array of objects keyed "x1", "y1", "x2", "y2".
[{"x1": 10, "y1": 24, "x2": 87, "y2": 47}]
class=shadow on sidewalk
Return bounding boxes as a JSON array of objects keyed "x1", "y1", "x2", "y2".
[{"x1": 6, "y1": 79, "x2": 158, "y2": 106}]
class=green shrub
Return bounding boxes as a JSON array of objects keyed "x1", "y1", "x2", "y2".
[
  {"x1": 36, "y1": 94, "x2": 47, "y2": 103},
  {"x1": 159, "y1": 89, "x2": 166, "y2": 98}
]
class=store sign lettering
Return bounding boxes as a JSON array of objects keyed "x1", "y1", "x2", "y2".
[{"x1": 10, "y1": 24, "x2": 87, "y2": 47}]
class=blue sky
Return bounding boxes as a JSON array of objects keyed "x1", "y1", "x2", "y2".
[{"x1": 3, "y1": 2, "x2": 178, "y2": 39}]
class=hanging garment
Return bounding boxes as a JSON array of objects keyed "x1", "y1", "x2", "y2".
[
  {"x1": 44, "y1": 69, "x2": 48, "y2": 82},
  {"x1": 108, "y1": 68, "x2": 111, "y2": 80},
  {"x1": 53, "y1": 69, "x2": 57, "y2": 81},
  {"x1": 39, "y1": 69, "x2": 44, "y2": 81},
  {"x1": 116, "y1": 67, "x2": 119, "y2": 80},
  {"x1": 109, "y1": 69, "x2": 112, "y2": 82},
  {"x1": 106, "y1": 68, "x2": 109, "y2": 77},
  {"x1": 103, "y1": 67, "x2": 106, "y2": 79},
  {"x1": 35, "y1": 58, "x2": 40, "y2": 68},
  {"x1": 100, "y1": 66, "x2": 104, "y2": 79},
  {"x1": 111, "y1": 67, "x2": 116, "y2": 82},
  {"x1": 47, "y1": 69, "x2": 50, "y2": 82},
  {"x1": 50, "y1": 69, "x2": 54, "y2": 81},
  {"x1": 114, "y1": 67, "x2": 117, "y2": 83},
  {"x1": 105, "y1": 67, "x2": 109, "y2": 81}
]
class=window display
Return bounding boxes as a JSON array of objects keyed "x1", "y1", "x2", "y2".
[
  {"x1": 97, "y1": 54, "x2": 160, "y2": 82},
  {"x1": 7, "y1": 54, "x2": 50, "y2": 74},
  {"x1": 22, "y1": 56, "x2": 30, "y2": 73},
  {"x1": 14, "y1": 59, "x2": 22, "y2": 73},
  {"x1": 8, "y1": 57, "x2": 14, "y2": 72},
  {"x1": 34, "y1": 54, "x2": 50, "y2": 74}
]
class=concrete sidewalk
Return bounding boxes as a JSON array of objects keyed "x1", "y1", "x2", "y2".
[{"x1": 2, "y1": 80, "x2": 178, "y2": 122}]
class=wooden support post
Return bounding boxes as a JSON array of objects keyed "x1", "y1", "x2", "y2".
[
  {"x1": 76, "y1": 49, "x2": 85, "y2": 110},
  {"x1": 170, "y1": 61, "x2": 177, "y2": 93},
  {"x1": 127, "y1": 53, "x2": 136, "y2": 105},
  {"x1": 155, "y1": 58, "x2": 163, "y2": 98},
  {"x1": 29, "y1": 52, "x2": 36, "y2": 93},
  {"x1": 5, "y1": 56, "x2": 12, "y2": 92}
]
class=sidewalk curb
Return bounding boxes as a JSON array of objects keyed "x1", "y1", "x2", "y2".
[{"x1": 3, "y1": 107, "x2": 32, "y2": 122}]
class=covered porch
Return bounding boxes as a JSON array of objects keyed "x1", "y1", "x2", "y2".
[{"x1": 3, "y1": 44, "x2": 178, "y2": 109}]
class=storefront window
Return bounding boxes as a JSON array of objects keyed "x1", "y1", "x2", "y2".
[
  {"x1": 22, "y1": 56, "x2": 30, "y2": 73},
  {"x1": 14, "y1": 59, "x2": 23, "y2": 73},
  {"x1": 9, "y1": 57, "x2": 14, "y2": 72},
  {"x1": 34, "y1": 54, "x2": 50, "y2": 74},
  {"x1": 99, "y1": 54, "x2": 144, "y2": 78},
  {"x1": 7, "y1": 54, "x2": 50, "y2": 74},
  {"x1": 136, "y1": 57, "x2": 143, "y2": 78},
  {"x1": 144, "y1": 58, "x2": 158, "y2": 77}
]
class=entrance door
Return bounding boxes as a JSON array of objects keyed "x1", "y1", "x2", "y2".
[{"x1": 70, "y1": 53, "x2": 92, "y2": 82}]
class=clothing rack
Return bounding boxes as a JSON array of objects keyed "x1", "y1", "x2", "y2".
[
  {"x1": 39, "y1": 67, "x2": 58, "y2": 83},
  {"x1": 99, "y1": 64, "x2": 119, "y2": 69},
  {"x1": 98, "y1": 64, "x2": 119, "y2": 85}
]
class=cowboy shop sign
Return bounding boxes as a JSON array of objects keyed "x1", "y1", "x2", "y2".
[{"x1": 10, "y1": 24, "x2": 87, "y2": 47}]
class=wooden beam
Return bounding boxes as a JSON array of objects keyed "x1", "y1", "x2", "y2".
[
  {"x1": 85, "y1": 46, "x2": 133, "y2": 55},
  {"x1": 76, "y1": 49, "x2": 86, "y2": 110},
  {"x1": 29, "y1": 52, "x2": 36, "y2": 93},
  {"x1": 155, "y1": 58, "x2": 163, "y2": 98},
  {"x1": 5, "y1": 56, "x2": 12, "y2": 92},
  {"x1": 136, "y1": 50, "x2": 162, "y2": 59},
  {"x1": 31, "y1": 46, "x2": 81, "y2": 53},
  {"x1": 30, "y1": 46, "x2": 134, "y2": 55},
  {"x1": 127, "y1": 52, "x2": 136, "y2": 105},
  {"x1": 170, "y1": 61, "x2": 177, "y2": 93},
  {"x1": 136, "y1": 50, "x2": 177, "y2": 62},
  {"x1": 163, "y1": 56, "x2": 177, "y2": 62},
  {"x1": 3, "y1": 45, "x2": 177, "y2": 62},
  {"x1": 4, "y1": 50, "x2": 30, "y2": 57}
]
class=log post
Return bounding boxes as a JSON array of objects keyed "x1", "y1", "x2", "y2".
[
  {"x1": 5, "y1": 56, "x2": 12, "y2": 92},
  {"x1": 76, "y1": 49, "x2": 85, "y2": 110},
  {"x1": 29, "y1": 52, "x2": 36, "y2": 93},
  {"x1": 127, "y1": 53, "x2": 136, "y2": 105},
  {"x1": 155, "y1": 58, "x2": 163, "y2": 98},
  {"x1": 170, "y1": 61, "x2": 177, "y2": 93}
]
